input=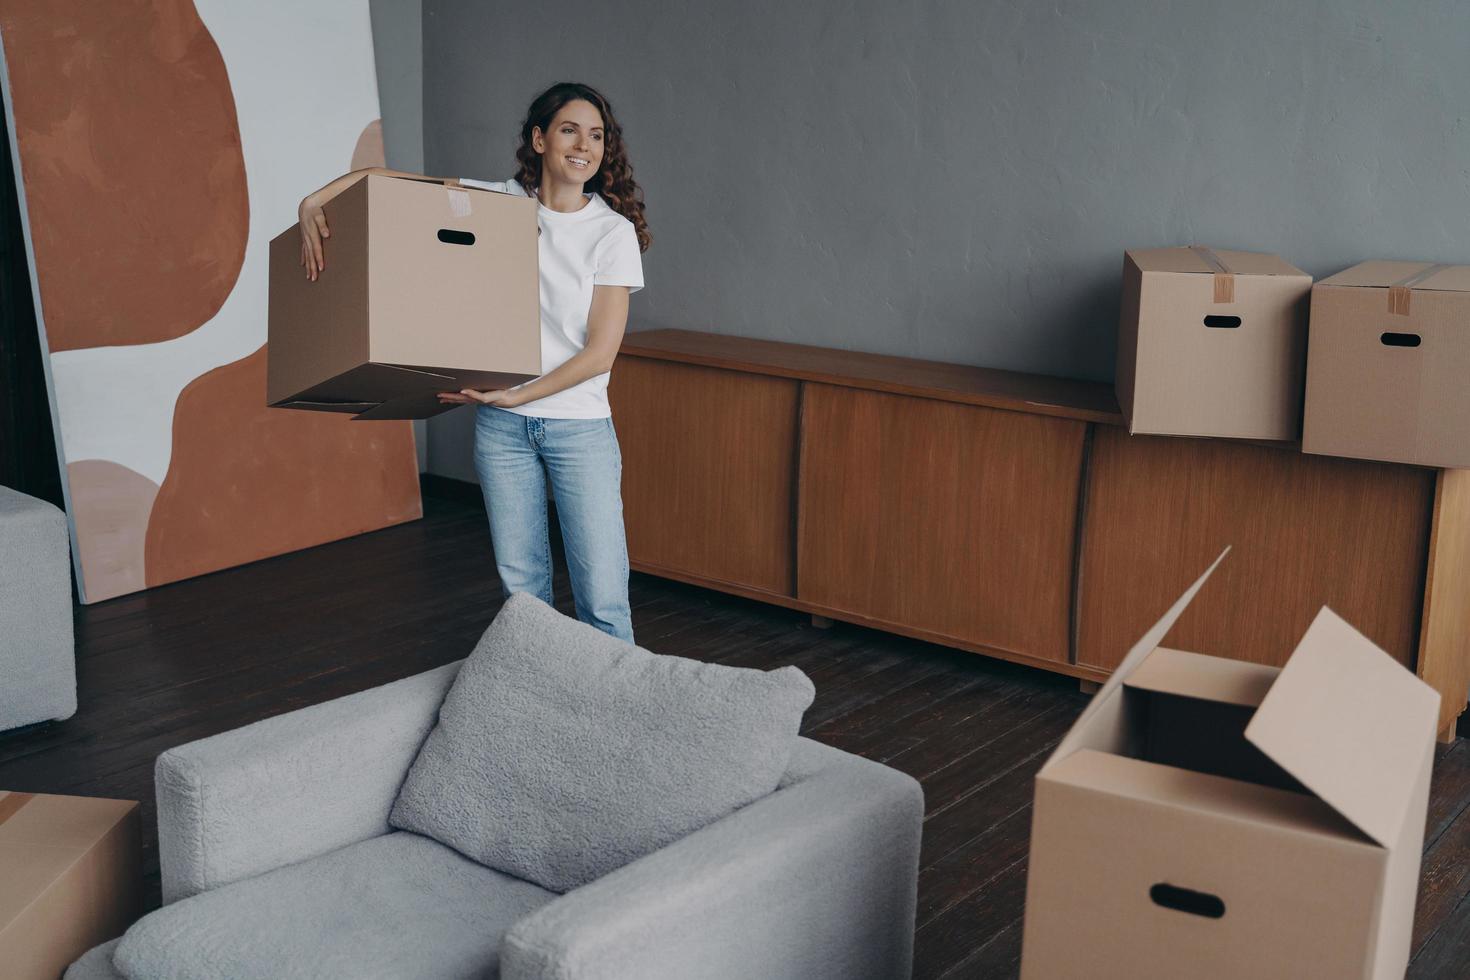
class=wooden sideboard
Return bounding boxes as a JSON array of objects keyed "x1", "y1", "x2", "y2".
[{"x1": 609, "y1": 329, "x2": 1470, "y2": 742}]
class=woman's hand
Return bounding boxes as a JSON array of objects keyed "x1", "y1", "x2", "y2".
[
  {"x1": 297, "y1": 167, "x2": 451, "y2": 282},
  {"x1": 299, "y1": 194, "x2": 330, "y2": 281},
  {"x1": 437, "y1": 388, "x2": 524, "y2": 408}
]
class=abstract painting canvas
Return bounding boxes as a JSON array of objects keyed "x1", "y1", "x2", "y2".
[{"x1": 0, "y1": 0, "x2": 421, "y2": 603}]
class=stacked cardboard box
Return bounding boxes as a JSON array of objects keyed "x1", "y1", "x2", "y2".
[
  {"x1": 1119, "y1": 248, "x2": 1470, "y2": 467},
  {"x1": 267, "y1": 174, "x2": 542, "y2": 420},
  {"x1": 1116, "y1": 247, "x2": 1312, "y2": 441},
  {"x1": 1303, "y1": 260, "x2": 1470, "y2": 469}
]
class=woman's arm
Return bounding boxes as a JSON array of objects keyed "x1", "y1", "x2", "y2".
[
  {"x1": 299, "y1": 167, "x2": 453, "y2": 280},
  {"x1": 437, "y1": 285, "x2": 631, "y2": 409}
]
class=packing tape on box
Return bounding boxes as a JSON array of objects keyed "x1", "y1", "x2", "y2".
[
  {"x1": 0, "y1": 790, "x2": 34, "y2": 825},
  {"x1": 1387, "y1": 263, "x2": 1449, "y2": 316},
  {"x1": 1189, "y1": 246, "x2": 1235, "y2": 304},
  {"x1": 446, "y1": 187, "x2": 472, "y2": 218}
]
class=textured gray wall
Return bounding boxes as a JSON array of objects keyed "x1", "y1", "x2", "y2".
[
  {"x1": 422, "y1": 0, "x2": 1469, "y2": 480},
  {"x1": 369, "y1": 0, "x2": 428, "y2": 471}
]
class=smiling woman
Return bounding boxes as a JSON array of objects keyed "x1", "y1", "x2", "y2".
[
  {"x1": 535, "y1": 106, "x2": 603, "y2": 183},
  {"x1": 297, "y1": 82, "x2": 649, "y2": 643}
]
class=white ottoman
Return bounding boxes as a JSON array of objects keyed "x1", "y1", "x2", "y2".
[{"x1": 0, "y1": 485, "x2": 76, "y2": 730}]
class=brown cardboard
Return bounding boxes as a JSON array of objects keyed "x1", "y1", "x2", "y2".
[
  {"x1": 267, "y1": 174, "x2": 541, "y2": 419},
  {"x1": 0, "y1": 792, "x2": 141, "y2": 980},
  {"x1": 1020, "y1": 552, "x2": 1440, "y2": 979},
  {"x1": 1117, "y1": 247, "x2": 1312, "y2": 441},
  {"x1": 1302, "y1": 260, "x2": 1470, "y2": 468}
]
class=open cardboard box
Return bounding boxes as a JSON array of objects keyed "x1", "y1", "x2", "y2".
[
  {"x1": 267, "y1": 174, "x2": 542, "y2": 420},
  {"x1": 1020, "y1": 551, "x2": 1440, "y2": 979}
]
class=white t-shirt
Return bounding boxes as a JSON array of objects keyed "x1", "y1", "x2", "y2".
[{"x1": 459, "y1": 177, "x2": 644, "y2": 418}]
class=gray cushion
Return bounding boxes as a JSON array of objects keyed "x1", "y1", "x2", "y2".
[
  {"x1": 111, "y1": 832, "x2": 555, "y2": 980},
  {"x1": 65, "y1": 939, "x2": 124, "y2": 980},
  {"x1": 390, "y1": 592, "x2": 815, "y2": 893}
]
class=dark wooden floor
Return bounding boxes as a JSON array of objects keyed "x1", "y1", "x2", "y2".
[{"x1": 3, "y1": 490, "x2": 1470, "y2": 977}]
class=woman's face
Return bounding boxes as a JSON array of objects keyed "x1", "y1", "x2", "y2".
[{"x1": 533, "y1": 99, "x2": 605, "y2": 186}]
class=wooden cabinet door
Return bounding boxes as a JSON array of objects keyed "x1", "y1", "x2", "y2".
[
  {"x1": 796, "y1": 383, "x2": 1086, "y2": 665},
  {"x1": 1076, "y1": 425, "x2": 1435, "y2": 672},
  {"x1": 609, "y1": 356, "x2": 799, "y2": 596}
]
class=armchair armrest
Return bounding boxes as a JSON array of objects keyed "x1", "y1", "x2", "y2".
[
  {"x1": 155, "y1": 661, "x2": 460, "y2": 903},
  {"x1": 502, "y1": 737, "x2": 924, "y2": 980}
]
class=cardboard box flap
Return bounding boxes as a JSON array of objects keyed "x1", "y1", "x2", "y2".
[
  {"x1": 352, "y1": 391, "x2": 459, "y2": 420},
  {"x1": 1124, "y1": 647, "x2": 1279, "y2": 708},
  {"x1": 1244, "y1": 607, "x2": 1441, "y2": 847},
  {"x1": 1040, "y1": 548, "x2": 1230, "y2": 773},
  {"x1": 390, "y1": 174, "x2": 501, "y2": 195},
  {"x1": 1128, "y1": 247, "x2": 1306, "y2": 278},
  {"x1": 1044, "y1": 749, "x2": 1371, "y2": 844},
  {"x1": 1320, "y1": 260, "x2": 1470, "y2": 293},
  {"x1": 0, "y1": 791, "x2": 137, "y2": 846}
]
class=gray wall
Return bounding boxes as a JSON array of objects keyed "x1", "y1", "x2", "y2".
[
  {"x1": 422, "y1": 0, "x2": 1469, "y2": 480},
  {"x1": 370, "y1": 0, "x2": 428, "y2": 472}
]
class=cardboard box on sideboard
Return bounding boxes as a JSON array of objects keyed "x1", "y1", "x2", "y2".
[
  {"x1": 1303, "y1": 260, "x2": 1470, "y2": 469},
  {"x1": 267, "y1": 174, "x2": 542, "y2": 420},
  {"x1": 1019, "y1": 551, "x2": 1440, "y2": 980},
  {"x1": 0, "y1": 792, "x2": 141, "y2": 980},
  {"x1": 1116, "y1": 247, "x2": 1312, "y2": 441}
]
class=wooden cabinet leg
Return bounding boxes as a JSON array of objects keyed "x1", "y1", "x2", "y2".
[
  {"x1": 1419, "y1": 469, "x2": 1470, "y2": 746},
  {"x1": 1079, "y1": 679, "x2": 1101, "y2": 695},
  {"x1": 811, "y1": 615, "x2": 833, "y2": 630}
]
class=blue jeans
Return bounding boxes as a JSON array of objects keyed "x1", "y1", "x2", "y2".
[{"x1": 473, "y1": 406, "x2": 633, "y2": 643}]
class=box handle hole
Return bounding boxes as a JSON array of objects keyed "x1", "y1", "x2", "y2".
[
  {"x1": 1150, "y1": 883, "x2": 1225, "y2": 919},
  {"x1": 437, "y1": 229, "x2": 476, "y2": 246},
  {"x1": 1381, "y1": 332, "x2": 1422, "y2": 348},
  {"x1": 1202, "y1": 315, "x2": 1241, "y2": 329}
]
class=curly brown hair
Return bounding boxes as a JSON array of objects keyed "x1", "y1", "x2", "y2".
[{"x1": 512, "y1": 82, "x2": 650, "y2": 253}]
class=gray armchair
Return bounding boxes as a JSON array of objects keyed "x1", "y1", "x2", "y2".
[{"x1": 68, "y1": 659, "x2": 923, "y2": 979}]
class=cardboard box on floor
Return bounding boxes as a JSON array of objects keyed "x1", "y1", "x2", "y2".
[
  {"x1": 1117, "y1": 247, "x2": 1311, "y2": 441},
  {"x1": 1303, "y1": 260, "x2": 1470, "y2": 469},
  {"x1": 0, "y1": 792, "x2": 140, "y2": 980},
  {"x1": 267, "y1": 174, "x2": 541, "y2": 420},
  {"x1": 1020, "y1": 551, "x2": 1440, "y2": 980}
]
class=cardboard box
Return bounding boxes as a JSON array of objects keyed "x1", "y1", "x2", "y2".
[
  {"x1": 267, "y1": 174, "x2": 541, "y2": 420},
  {"x1": 1020, "y1": 551, "x2": 1440, "y2": 980},
  {"x1": 0, "y1": 791, "x2": 140, "y2": 980},
  {"x1": 1303, "y1": 260, "x2": 1470, "y2": 468},
  {"x1": 1116, "y1": 247, "x2": 1311, "y2": 441}
]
